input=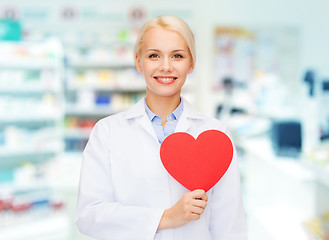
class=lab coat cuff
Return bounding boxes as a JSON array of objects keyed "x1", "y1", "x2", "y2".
[{"x1": 151, "y1": 208, "x2": 166, "y2": 237}]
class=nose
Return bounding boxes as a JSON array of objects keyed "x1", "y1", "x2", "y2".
[{"x1": 160, "y1": 57, "x2": 173, "y2": 72}]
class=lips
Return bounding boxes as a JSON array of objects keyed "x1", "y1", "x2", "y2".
[{"x1": 154, "y1": 76, "x2": 177, "y2": 85}]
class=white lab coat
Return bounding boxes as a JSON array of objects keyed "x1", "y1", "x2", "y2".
[{"x1": 75, "y1": 97, "x2": 247, "y2": 240}]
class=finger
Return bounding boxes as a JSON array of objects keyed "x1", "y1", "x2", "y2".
[
  {"x1": 190, "y1": 205, "x2": 205, "y2": 215},
  {"x1": 192, "y1": 199, "x2": 207, "y2": 209},
  {"x1": 196, "y1": 192, "x2": 208, "y2": 202},
  {"x1": 190, "y1": 189, "x2": 206, "y2": 199},
  {"x1": 191, "y1": 190, "x2": 208, "y2": 202},
  {"x1": 190, "y1": 213, "x2": 201, "y2": 221}
]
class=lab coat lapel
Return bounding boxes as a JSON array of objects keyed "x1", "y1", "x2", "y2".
[
  {"x1": 174, "y1": 112, "x2": 191, "y2": 133},
  {"x1": 124, "y1": 97, "x2": 158, "y2": 143},
  {"x1": 175, "y1": 98, "x2": 204, "y2": 133},
  {"x1": 138, "y1": 114, "x2": 158, "y2": 142}
]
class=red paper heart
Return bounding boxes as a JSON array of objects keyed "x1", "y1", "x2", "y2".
[{"x1": 160, "y1": 130, "x2": 233, "y2": 192}]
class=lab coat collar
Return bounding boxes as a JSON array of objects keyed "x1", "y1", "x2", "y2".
[
  {"x1": 175, "y1": 97, "x2": 204, "y2": 133},
  {"x1": 181, "y1": 98, "x2": 204, "y2": 120},
  {"x1": 123, "y1": 97, "x2": 157, "y2": 141},
  {"x1": 123, "y1": 97, "x2": 147, "y2": 120},
  {"x1": 123, "y1": 96, "x2": 205, "y2": 141}
]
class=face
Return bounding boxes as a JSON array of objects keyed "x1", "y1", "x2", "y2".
[{"x1": 136, "y1": 27, "x2": 194, "y2": 99}]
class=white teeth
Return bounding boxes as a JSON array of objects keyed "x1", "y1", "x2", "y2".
[{"x1": 157, "y1": 77, "x2": 175, "y2": 82}]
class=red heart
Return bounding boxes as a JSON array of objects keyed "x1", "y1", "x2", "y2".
[{"x1": 160, "y1": 130, "x2": 233, "y2": 192}]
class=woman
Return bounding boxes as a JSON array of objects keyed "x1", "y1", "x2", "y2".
[{"x1": 76, "y1": 16, "x2": 247, "y2": 240}]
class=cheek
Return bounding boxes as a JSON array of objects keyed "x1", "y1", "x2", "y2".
[
  {"x1": 178, "y1": 63, "x2": 192, "y2": 75},
  {"x1": 143, "y1": 62, "x2": 158, "y2": 75}
]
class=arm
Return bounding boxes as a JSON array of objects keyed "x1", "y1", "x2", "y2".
[
  {"x1": 209, "y1": 145, "x2": 248, "y2": 239},
  {"x1": 75, "y1": 121, "x2": 164, "y2": 240}
]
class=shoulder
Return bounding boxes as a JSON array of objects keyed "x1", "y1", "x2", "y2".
[
  {"x1": 204, "y1": 116, "x2": 228, "y2": 132},
  {"x1": 94, "y1": 110, "x2": 127, "y2": 132},
  {"x1": 93, "y1": 98, "x2": 145, "y2": 131},
  {"x1": 199, "y1": 113, "x2": 230, "y2": 137}
]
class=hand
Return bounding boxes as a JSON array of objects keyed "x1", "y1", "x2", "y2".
[{"x1": 157, "y1": 189, "x2": 208, "y2": 230}]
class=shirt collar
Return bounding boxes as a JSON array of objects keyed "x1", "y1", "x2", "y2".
[
  {"x1": 144, "y1": 101, "x2": 157, "y2": 121},
  {"x1": 123, "y1": 97, "x2": 204, "y2": 120},
  {"x1": 144, "y1": 98, "x2": 184, "y2": 122},
  {"x1": 170, "y1": 100, "x2": 183, "y2": 121}
]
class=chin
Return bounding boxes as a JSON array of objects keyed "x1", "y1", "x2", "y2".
[{"x1": 147, "y1": 88, "x2": 181, "y2": 98}]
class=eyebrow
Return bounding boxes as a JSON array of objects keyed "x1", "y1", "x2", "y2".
[{"x1": 145, "y1": 49, "x2": 187, "y2": 53}]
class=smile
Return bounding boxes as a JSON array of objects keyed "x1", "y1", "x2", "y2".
[{"x1": 154, "y1": 76, "x2": 177, "y2": 85}]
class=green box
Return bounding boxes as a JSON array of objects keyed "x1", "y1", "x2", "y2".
[
  {"x1": 0, "y1": 19, "x2": 22, "y2": 41},
  {"x1": 0, "y1": 169, "x2": 14, "y2": 183}
]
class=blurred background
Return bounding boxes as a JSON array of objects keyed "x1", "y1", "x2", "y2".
[{"x1": 0, "y1": 0, "x2": 328, "y2": 239}]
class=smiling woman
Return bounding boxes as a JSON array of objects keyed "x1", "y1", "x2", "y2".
[
  {"x1": 75, "y1": 15, "x2": 247, "y2": 240},
  {"x1": 136, "y1": 26, "x2": 194, "y2": 115}
]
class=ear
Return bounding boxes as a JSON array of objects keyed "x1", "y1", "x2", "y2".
[{"x1": 135, "y1": 54, "x2": 143, "y2": 74}]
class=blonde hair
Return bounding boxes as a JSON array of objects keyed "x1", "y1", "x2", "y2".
[{"x1": 135, "y1": 16, "x2": 196, "y2": 67}]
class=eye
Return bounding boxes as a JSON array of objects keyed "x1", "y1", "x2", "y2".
[
  {"x1": 149, "y1": 53, "x2": 159, "y2": 58},
  {"x1": 173, "y1": 54, "x2": 183, "y2": 59}
]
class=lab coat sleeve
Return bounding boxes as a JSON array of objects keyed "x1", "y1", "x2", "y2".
[
  {"x1": 75, "y1": 120, "x2": 165, "y2": 240},
  {"x1": 209, "y1": 140, "x2": 247, "y2": 239}
]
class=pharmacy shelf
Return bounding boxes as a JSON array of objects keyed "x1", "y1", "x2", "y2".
[
  {"x1": 64, "y1": 128, "x2": 91, "y2": 139},
  {"x1": 0, "y1": 86, "x2": 61, "y2": 94},
  {"x1": 65, "y1": 106, "x2": 122, "y2": 116},
  {"x1": 0, "y1": 40, "x2": 64, "y2": 169},
  {"x1": 69, "y1": 60, "x2": 135, "y2": 69},
  {"x1": 0, "y1": 213, "x2": 70, "y2": 240},
  {"x1": 0, "y1": 149, "x2": 60, "y2": 168},
  {"x1": 63, "y1": 42, "x2": 144, "y2": 153},
  {"x1": 0, "y1": 147, "x2": 62, "y2": 157},
  {"x1": 0, "y1": 115, "x2": 61, "y2": 123},
  {"x1": 0, "y1": 60, "x2": 62, "y2": 69},
  {"x1": 66, "y1": 84, "x2": 146, "y2": 92},
  {"x1": 0, "y1": 167, "x2": 70, "y2": 239}
]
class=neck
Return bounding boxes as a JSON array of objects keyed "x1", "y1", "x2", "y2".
[{"x1": 145, "y1": 90, "x2": 181, "y2": 122}]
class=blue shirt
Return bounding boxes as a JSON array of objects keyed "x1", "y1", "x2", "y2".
[{"x1": 144, "y1": 99, "x2": 183, "y2": 144}]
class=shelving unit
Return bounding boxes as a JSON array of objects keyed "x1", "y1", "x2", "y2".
[
  {"x1": 0, "y1": 40, "x2": 65, "y2": 169},
  {"x1": 0, "y1": 181, "x2": 70, "y2": 240},
  {"x1": 0, "y1": 39, "x2": 69, "y2": 239},
  {"x1": 63, "y1": 43, "x2": 146, "y2": 152}
]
